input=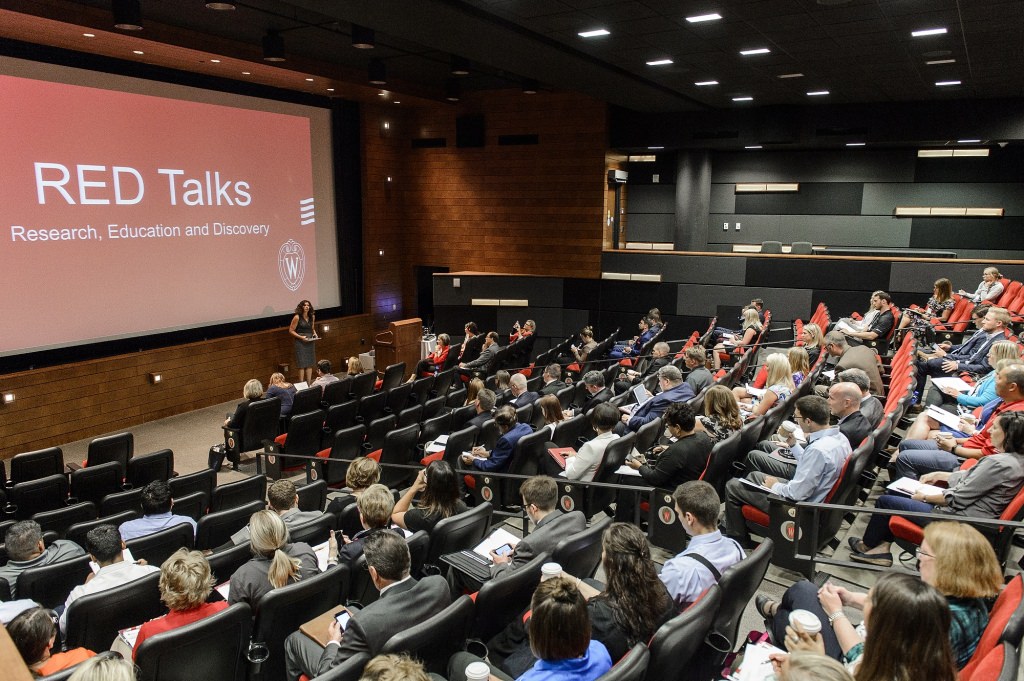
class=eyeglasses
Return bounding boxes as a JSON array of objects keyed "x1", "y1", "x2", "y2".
[{"x1": 916, "y1": 547, "x2": 935, "y2": 559}]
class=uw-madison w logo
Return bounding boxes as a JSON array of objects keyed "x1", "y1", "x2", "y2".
[{"x1": 278, "y1": 239, "x2": 306, "y2": 292}]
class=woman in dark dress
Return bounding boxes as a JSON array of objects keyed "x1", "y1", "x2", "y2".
[
  {"x1": 221, "y1": 378, "x2": 264, "y2": 470},
  {"x1": 391, "y1": 460, "x2": 467, "y2": 533},
  {"x1": 265, "y1": 372, "x2": 297, "y2": 417},
  {"x1": 289, "y1": 299, "x2": 317, "y2": 384}
]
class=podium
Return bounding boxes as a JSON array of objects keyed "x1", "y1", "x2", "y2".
[{"x1": 374, "y1": 318, "x2": 423, "y2": 375}]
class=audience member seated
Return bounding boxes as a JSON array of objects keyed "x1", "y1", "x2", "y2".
[
  {"x1": 459, "y1": 331, "x2": 500, "y2": 376},
  {"x1": 284, "y1": 532, "x2": 451, "y2": 680},
  {"x1": 61, "y1": 525, "x2": 160, "y2": 631},
  {"x1": 648, "y1": 307, "x2": 664, "y2": 334},
  {"x1": 922, "y1": 340, "x2": 1019, "y2": 411},
  {"x1": 799, "y1": 323, "x2": 824, "y2": 366},
  {"x1": 725, "y1": 395, "x2": 851, "y2": 548},
  {"x1": 569, "y1": 371, "x2": 612, "y2": 416},
  {"x1": 851, "y1": 411, "x2": 1024, "y2": 566},
  {"x1": 132, "y1": 549, "x2": 228, "y2": 657},
  {"x1": 788, "y1": 347, "x2": 810, "y2": 387},
  {"x1": 229, "y1": 479, "x2": 323, "y2": 547},
  {"x1": 709, "y1": 299, "x2": 765, "y2": 345},
  {"x1": 538, "y1": 364, "x2": 566, "y2": 396},
  {"x1": 510, "y1": 319, "x2": 535, "y2": 343},
  {"x1": 509, "y1": 374, "x2": 539, "y2": 408},
  {"x1": 566, "y1": 326, "x2": 597, "y2": 368},
  {"x1": 897, "y1": 278, "x2": 954, "y2": 342},
  {"x1": 311, "y1": 359, "x2": 341, "y2": 392},
  {"x1": 712, "y1": 308, "x2": 762, "y2": 369},
  {"x1": 465, "y1": 377, "x2": 485, "y2": 407},
  {"x1": 490, "y1": 477, "x2": 585, "y2": 580},
  {"x1": 328, "y1": 484, "x2": 399, "y2": 568},
  {"x1": 495, "y1": 370, "x2": 512, "y2": 393},
  {"x1": 828, "y1": 382, "x2": 872, "y2": 449},
  {"x1": 467, "y1": 389, "x2": 497, "y2": 430},
  {"x1": 448, "y1": 577, "x2": 612, "y2": 681},
  {"x1": 622, "y1": 365, "x2": 694, "y2": 432},
  {"x1": 9, "y1": 606, "x2": 96, "y2": 676},
  {"x1": 346, "y1": 356, "x2": 365, "y2": 376},
  {"x1": 914, "y1": 305, "x2": 1010, "y2": 391},
  {"x1": 536, "y1": 395, "x2": 565, "y2": 439},
  {"x1": 889, "y1": 362, "x2": 1024, "y2": 480},
  {"x1": 660, "y1": 481, "x2": 745, "y2": 610},
  {"x1": 958, "y1": 266, "x2": 1004, "y2": 303},
  {"x1": 391, "y1": 461, "x2": 467, "y2": 533},
  {"x1": 614, "y1": 342, "x2": 670, "y2": 395},
  {"x1": 609, "y1": 316, "x2": 655, "y2": 360},
  {"x1": 831, "y1": 291, "x2": 882, "y2": 336},
  {"x1": 119, "y1": 481, "x2": 197, "y2": 542},
  {"x1": 683, "y1": 346, "x2": 713, "y2": 394},
  {"x1": 227, "y1": 510, "x2": 319, "y2": 608},
  {"x1": 68, "y1": 655, "x2": 136, "y2": 681},
  {"x1": 266, "y1": 372, "x2": 297, "y2": 416},
  {"x1": 695, "y1": 385, "x2": 743, "y2": 444},
  {"x1": 836, "y1": 369, "x2": 884, "y2": 429},
  {"x1": 461, "y1": 405, "x2": 531, "y2": 473},
  {"x1": 0, "y1": 520, "x2": 85, "y2": 598},
  {"x1": 769, "y1": 571, "x2": 958, "y2": 679},
  {"x1": 734, "y1": 354, "x2": 795, "y2": 419},
  {"x1": 839, "y1": 291, "x2": 894, "y2": 346},
  {"x1": 456, "y1": 322, "x2": 480, "y2": 364},
  {"x1": 544, "y1": 402, "x2": 619, "y2": 481},
  {"x1": 325, "y1": 457, "x2": 381, "y2": 517},
  {"x1": 818, "y1": 332, "x2": 883, "y2": 396},
  {"x1": 412, "y1": 333, "x2": 450, "y2": 380}
]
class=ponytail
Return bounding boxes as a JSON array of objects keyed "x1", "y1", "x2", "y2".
[{"x1": 267, "y1": 548, "x2": 302, "y2": 589}]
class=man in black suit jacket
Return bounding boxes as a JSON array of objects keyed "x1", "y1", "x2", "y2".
[
  {"x1": 576, "y1": 370, "x2": 612, "y2": 414},
  {"x1": 614, "y1": 341, "x2": 670, "y2": 394},
  {"x1": 508, "y1": 373, "x2": 539, "y2": 408},
  {"x1": 538, "y1": 364, "x2": 566, "y2": 396},
  {"x1": 284, "y1": 532, "x2": 451, "y2": 680},
  {"x1": 466, "y1": 389, "x2": 497, "y2": 430},
  {"x1": 829, "y1": 382, "x2": 873, "y2": 449}
]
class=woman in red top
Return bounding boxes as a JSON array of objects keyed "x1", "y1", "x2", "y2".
[
  {"x1": 411, "y1": 333, "x2": 451, "y2": 380},
  {"x1": 8, "y1": 606, "x2": 96, "y2": 676},
  {"x1": 133, "y1": 548, "x2": 229, "y2": 657}
]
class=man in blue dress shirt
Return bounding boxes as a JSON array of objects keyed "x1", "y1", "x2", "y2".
[{"x1": 118, "y1": 480, "x2": 196, "y2": 542}]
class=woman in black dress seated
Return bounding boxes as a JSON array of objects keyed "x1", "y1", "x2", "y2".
[
  {"x1": 265, "y1": 372, "x2": 297, "y2": 416},
  {"x1": 221, "y1": 378, "x2": 265, "y2": 470},
  {"x1": 391, "y1": 460, "x2": 468, "y2": 533}
]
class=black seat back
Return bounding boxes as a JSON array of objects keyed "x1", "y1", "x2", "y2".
[
  {"x1": 387, "y1": 382, "x2": 414, "y2": 414},
  {"x1": 288, "y1": 514, "x2": 333, "y2": 546},
  {"x1": 421, "y1": 395, "x2": 447, "y2": 420},
  {"x1": 324, "y1": 400, "x2": 359, "y2": 436},
  {"x1": 64, "y1": 571, "x2": 164, "y2": 651},
  {"x1": 365, "y1": 415, "x2": 396, "y2": 453},
  {"x1": 553, "y1": 413, "x2": 588, "y2": 448},
  {"x1": 70, "y1": 461, "x2": 124, "y2": 507},
  {"x1": 126, "y1": 522, "x2": 195, "y2": 567},
  {"x1": 597, "y1": 643, "x2": 650, "y2": 681},
  {"x1": 426, "y1": 503, "x2": 492, "y2": 565},
  {"x1": 358, "y1": 391, "x2": 388, "y2": 424},
  {"x1": 168, "y1": 468, "x2": 216, "y2": 504},
  {"x1": 471, "y1": 553, "x2": 547, "y2": 641},
  {"x1": 171, "y1": 490, "x2": 208, "y2": 522},
  {"x1": 195, "y1": 500, "x2": 265, "y2": 550},
  {"x1": 553, "y1": 517, "x2": 611, "y2": 579},
  {"x1": 279, "y1": 411, "x2": 324, "y2": 468},
  {"x1": 432, "y1": 368, "x2": 457, "y2": 396},
  {"x1": 296, "y1": 479, "x2": 327, "y2": 512},
  {"x1": 127, "y1": 449, "x2": 174, "y2": 488},
  {"x1": 708, "y1": 539, "x2": 774, "y2": 657},
  {"x1": 206, "y1": 542, "x2": 253, "y2": 584},
  {"x1": 646, "y1": 585, "x2": 722, "y2": 681},
  {"x1": 441, "y1": 426, "x2": 479, "y2": 468},
  {"x1": 634, "y1": 417, "x2": 663, "y2": 453},
  {"x1": 350, "y1": 372, "x2": 376, "y2": 400},
  {"x1": 396, "y1": 404, "x2": 423, "y2": 428},
  {"x1": 10, "y1": 447, "x2": 64, "y2": 484},
  {"x1": 698, "y1": 431, "x2": 744, "y2": 498},
  {"x1": 135, "y1": 602, "x2": 252, "y2": 681},
  {"x1": 86, "y1": 432, "x2": 134, "y2": 476},
  {"x1": 323, "y1": 378, "x2": 353, "y2": 407},
  {"x1": 99, "y1": 487, "x2": 143, "y2": 516},
  {"x1": 380, "y1": 362, "x2": 406, "y2": 392},
  {"x1": 67, "y1": 510, "x2": 138, "y2": 548},
  {"x1": 379, "y1": 424, "x2": 420, "y2": 488},
  {"x1": 32, "y1": 502, "x2": 97, "y2": 538},
  {"x1": 411, "y1": 376, "x2": 435, "y2": 405},
  {"x1": 588, "y1": 432, "x2": 636, "y2": 513},
  {"x1": 380, "y1": 592, "x2": 469, "y2": 675},
  {"x1": 291, "y1": 387, "x2": 325, "y2": 418},
  {"x1": 19, "y1": 554, "x2": 93, "y2": 608},
  {"x1": 239, "y1": 397, "x2": 282, "y2": 453},
  {"x1": 319, "y1": 424, "x2": 367, "y2": 485},
  {"x1": 211, "y1": 474, "x2": 267, "y2": 513},
  {"x1": 419, "y1": 412, "x2": 453, "y2": 446},
  {"x1": 10, "y1": 474, "x2": 69, "y2": 519}
]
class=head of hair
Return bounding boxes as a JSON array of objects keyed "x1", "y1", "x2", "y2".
[
  {"x1": 523, "y1": 319, "x2": 536, "y2": 330},
  {"x1": 988, "y1": 306, "x2": 1011, "y2": 327},
  {"x1": 528, "y1": 577, "x2": 590, "y2": 661},
  {"x1": 538, "y1": 395, "x2": 564, "y2": 425},
  {"x1": 509, "y1": 373, "x2": 527, "y2": 391},
  {"x1": 750, "y1": 298, "x2": 764, "y2": 308},
  {"x1": 465, "y1": 377, "x2": 485, "y2": 405},
  {"x1": 989, "y1": 340, "x2": 1020, "y2": 366},
  {"x1": 972, "y1": 304, "x2": 991, "y2": 320},
  {"x1": 520, "y1": 475, "x2": 557, "y2": 512},
  {"x1": 363, "y1": 531, "x2": 410, "y2": 581},
  {"x1": 702, "y1": 385, "x2": 742, "y2": 430},
  {"x1": 346, "y1": 456, "x2": 381, "y2": 491},
  {"x1": 857, "y1": 572, "x2": 956, "y2": 681},
  {"x1": 924, "y1": 522, "x2": 1003, "y2": 598},
  {"x1": 8, "y1": 606, "x2": 56, "y2": 667},
  {"x1": 684, "y1": 345, "x2": 706, "y2": 365},
  {"x1": 493, "y1": 404, "x2": 517, "y2": 431},
  {"x1": 243, "y1": 378, "x2": 264, "y2": 400},
  {"x1": 589, "y1": 402, "x2": 620, "y2": 432},
  {"x1": 837, "y1": 368, "x2": 870, "y2": 394},
  {"x1": 269, "y1": 372, "x2": 288, "y2": 387},
  {"x1": 787, "y1": 346, "x2": 810, "y2": 375},
  {"x1": 267, "y1": 479, "x2": 298, "y2": 512},
  {"x1": 742, "y1": 307, "x2": 762, "y2": 328},
  {"x1": 465, "y1": 322, "x2": 478, "y2": 335},
  {"x1": 495, "y1": 370, "x2": 511, "y2": 390},
  {"x1": 653, "y1": 341, "x2": 670, "y2": 356},
  {"x1": 85, "y1": 525, "x2": 123, "y2": 564},
  {"x1": 349, "y1": 485, "x2": 390, "y2": 530},
  {"x1": 933, "y1": 278, "x2": 953, "y2": 301},
  {"x1": 984, "y1": 266, "x2": 1002, "y2": 278},
  {"x1": 873, "y1": 290, "x2": 892, "y2": 304},
  {"x1": 781, "y1": 653, "x2": 854, "y2": 681},
  {"x1": 140, "y1": 480, "x2": 173, "y2": 515},
  {"x1": 648, "y1": 307, "x2": 662, "y2": 323},
  {"x1": 658, "y1": 364, "x2": 683, "y2": 385},
  {"x1": 486, "y1": 331, "x2": 500, "y2": 343},
  {"x1": 802, "y1": 323, "x2": 823, "y2": 348},
  {"x1": 998, "y1": 411, "x2": 1024, "y2": 455},
  {"x1": 68, "y1": 654, "x2": 137, "y2": 681},
  {"x1": 543, "y1": 363, "x2": 561, "y2": 381},
  {"x1": 347, "y1": 356, "x2": 363, "y2": 374},
  {"x1": 824, "y1": 330, "x2": 848, "y2": 349},
  {"x1": 247, "y1": 510, "x2": 302, "y2": 589},
  {"x1": 597, "y1": 523, "x2": 674, "y2": 644},
  {"x1": 583, "y1": 370, "x2": 605, "y2": 388},
  {"x1": 5, "y1": 520, "x2": 44, "y2": 561},
  {"x1": 765, "y1": 353, "x2": 796, "y2": 391},
  {"x1": 580, "y1": 326, "x2": 594, "y2": 341},
  {"x1": 295, "y1": 300, "x2": 314, "y2": 316},
  {"x1": 358, "y1": 654, "x2": 431, "y2": 681},
  {"x1": 672, "y1": 480, "x2": 720, "y2": 528},
  {"x1": 159, "y1": 549, "x2": 215, "y2": 612},
  {"x1": 663, "y1": 402, "x2": 696, "y2": 432},
  {"x1": 437, "y1": 333, "x2": 450, "y2": 348},
  {"x1": 417, "y1": 461, "x2": 461, "y2": 519},
  {"x1": 318, "y1": 359, "x2": 333, "y2": 374},
  {"x1": 794, "y1": 395, "x2": 830, "y2": 426},
  {"x1": 476, "y1": 388, "x2": 497, "y2": 412}
]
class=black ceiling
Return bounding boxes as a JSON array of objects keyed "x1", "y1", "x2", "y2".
[{"x1": 10, "y1": 0, "x2": 1024, "y2": 113}]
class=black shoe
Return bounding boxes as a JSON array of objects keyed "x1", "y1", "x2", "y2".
[
  {"x1": 847, "y1": 536, "x2": 869, "y2": 554},
  {"x1": 849, "y1": 551, "x2": 893, "y2": 567},
  {"x1": 755, "y1": 594, "x2": 778, "y2": 620}
]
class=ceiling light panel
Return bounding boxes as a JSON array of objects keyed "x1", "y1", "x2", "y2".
[
  {"x1": 912, "y1": 27, "x2": 948, "y2": 37},
  {"x1": 686, "y1": 13, "x2": 722, "y2": 23},
  {"x1": 578, "y1": 29, "x2": 610, "y2": 38}
]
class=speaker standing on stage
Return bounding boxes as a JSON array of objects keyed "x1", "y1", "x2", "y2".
[{"x1": 290, "y1": 300, "x2": 317, "y2": 384}]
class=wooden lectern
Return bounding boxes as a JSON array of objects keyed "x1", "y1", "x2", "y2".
[{"x1": 374, "y1": 318, "x2": 423, "y2": 375}]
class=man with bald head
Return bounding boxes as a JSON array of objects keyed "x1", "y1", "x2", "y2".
[
  {"x1": 828, "y1": 382, "x2": 872, "y2": 450},
  {"x1": 509, "y1": 373, "x2": 539, "y2": 407}
]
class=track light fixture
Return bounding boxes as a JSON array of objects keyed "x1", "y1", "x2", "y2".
[
  {"x1": 352, "y1": 24, "x2": 375, "y2": 49},
  {"x1": 262, "y1": 30, "x2": 286, "y2": 62},
  {"x1": 445, "y1": 79, "x2": 461, "y2": 102},
  {"x1": 112, "y1": 0, "x2": 143, "y2": 30},
  {"x1": 368, "y1": 59, "x2": 387, "y2": 85},
  {"x1": 522, "y1": 79, "x2": 539, "y2": 94},
  {"x1": 450, "y1": 56, "x2": 470, "y2": 76},
  {"x1": 204, "y1": 1, "x2": 237, "y2": 9}
]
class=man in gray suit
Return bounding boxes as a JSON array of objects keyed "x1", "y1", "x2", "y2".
[
  {"x1": 284, "y1": 532, "x2": 451, "y2": 680},
  {"x1": 489, "y1": 476, "x2": 586, "y2": 579},
  {"x1": 229, "y1": 479, "x2": 323, "y2": 546}
]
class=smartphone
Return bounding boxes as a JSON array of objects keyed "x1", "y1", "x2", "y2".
[
  {"x1": 335, "y1": 611, "x2": 351, "y2": 630},
  {"x1": 494, "y1": 543, "x2": 513, "y2": 557}
]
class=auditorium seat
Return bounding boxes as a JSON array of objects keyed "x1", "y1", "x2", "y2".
[
  {"x1": 379, "y1": 362, "x2": 406, "y2": 392},
  {"x1": 171, "y1": 490, "x2": 208, "y2": 522},
  {"x1": 386, "y1": 382, "x2": 414, "y2": 414},
  {"x1": 223, "y1": 396, "x2": 281, "y2": 464},
  {"x1": 9, "y1": 474, "x2": 69, "y2": 519},
  {"x1": 127, "y1": 449, "x2": 174, "y2": 488},
  {"x1": 83, "y1": 432, "x2": 134, "y2": 477},
  {"x1": 759, "y1": 241, "x2": 783, "y2": 254},
  {"x1": 206, "y1": 541, "x2": 253, "y2": 584},
  {"x1": 377, "y1": 423, "x2": 420, "y2": 489},
  {"x1": 291, "y1": 387, "x2": 326, "y2": 421},
  {"x1": 125, "y1": 522, "x2": 195, "y2": 567},
  {"x1": 469, "y1": 553, "x2": 546, "y2": 642},
  {"x1": 19, "y1": 554, "x2": 93, "y2": 608},
  {"x1": 167, "y1": 468, "x2": 216, "y2": 506},
  {"x1": 350, "y1": 372, "x2": 376, "y2": 400},
  {"x1": 596, "y1": 643, "x2": 649, "y2": 680},
  {"x1": 288, "y1": 514, "x2": 333, "y2": 547},
  {"x1": 64, "y1": 571, "x2": 164, "y2": 652},
  {"x1": 425, "y1": 503, "x2": 492, "y2": 567},
  {"x1": 195, "y1": 499, "x2": 265, "y2": 550},
  {"x1": 70, "y1": 461, "x2": 123, "y2": 507},
  {"x1": 210, "y1": 474, "x2": 267, "y2": 513},
  {"x1": 296, "y1": 479, "x2": 327, "y2": 512},
  {"x1": 646, "y1": 585, "x2": 722, "y2": 681},
  {"x1": 315, "y1": 424, "x2": 366, "y2": 486},
  {"x1": 135, "y1": 602, "x2": 251, "y2": 681},
  {"x1": 67, "y1": 510, "x2": 139, "y2": 547},
  {"x1": 9, "y1": 447, "x2": 64, "y2": 484},
  {"x1": 553, "y1": 517, "x2": 611, "y2": 580},
  {"x1": 380, "y1": 595, "x2": 474, "y2": 675},
  {"x1": 268, "y1": 411, "x2": 323, "y2": 477},
  {"x1": 323, "y1": 377, "x2": 353, "y2": 407},
  {"x1": 32, "y1": 501, "x2": 97, "y2": 538}
]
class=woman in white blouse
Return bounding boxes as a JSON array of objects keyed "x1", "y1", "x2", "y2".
[
  {"x1": 550, "y1": 402, "x2": 620, "y2": 481},
  {"x1": 958, "y1": 266, "x2": 1004, "y2": 303}
]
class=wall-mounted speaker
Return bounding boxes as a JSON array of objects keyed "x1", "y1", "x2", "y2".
[{"x1": 456, "y1": 114, "x2": 485, "y2": 148}]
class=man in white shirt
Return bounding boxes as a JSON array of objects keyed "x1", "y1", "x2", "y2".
[{"x1": 60, "y1": 525, "x2": 159, "y2": 632}]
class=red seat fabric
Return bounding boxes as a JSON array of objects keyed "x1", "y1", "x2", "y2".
[
  {"x1": 274, "y1": 433, "x2": 287, "y2": 446},
  {"x1": 741, "y1": 506, "x2": 769, "y2": 527},
  {"x1": 366, "y1": 449, "x2": 381, "y2": 462},
  {"x1": 420, "y1": 451, "x2": 444, "y2": 466},
  {"x1": 963, "y1": 642, "x2": 1005, "y2": 681},
  {"x1": 315, "y1": 447, "x2": 330, "y2": 459},
  {"x1": 960, "y1": 575, "x2": 1022, "y2": 680}
]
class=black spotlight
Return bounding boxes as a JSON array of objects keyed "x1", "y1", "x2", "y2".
[
  {"x1": 522, "y1": 79, "x2": 539, "y2": 94},
  {"x1": 112, "y1": 0, "x2": 143, "y2": 30},
  {"x1": 368, "y1": 59, "x2": 387, "y2": 85},
  {"x1": 352, "y1": 24, "x2": 375, "y2": 49},
  {"x1": 450, "y1": 56, "x2": 470, "y2": 76},
  {"x1": 263, "y1": 30, "x2": 286, "y2": 62},
  {"x1": 445, "y1": 79, "x2": 461, "y2": 102}
]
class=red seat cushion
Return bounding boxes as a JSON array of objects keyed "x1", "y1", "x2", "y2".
[
  {"x1": 960, "y1": 575, "x2": 1022, "y2": 679},
  {"x1": 964, "y1": 643, "x2": 1006, "y2": 681},
  {"x1": 888, "y1": 516, "x2": 925, "y2": 545},
  {"x1": 741, "y1": 505, "x2": 769, "y2": 527},
  {"x1": 464, "y1": 474, "x2": 476, "y2": 490},
  {"x1": 315, "y1": 447, "x2": 330, "y2": 459},
  {"x1": 366, "y1": 449, "x2": 381, "y2": 462},
  {"x1": 374, "y1": 379, "x2": 383, "y2": 391},
  {"x1": 274, "y1": 433, "x2": 287, "y2": 446},
  {"x1": 420, "y1": 451, "x2": 444, "y2": 466}
]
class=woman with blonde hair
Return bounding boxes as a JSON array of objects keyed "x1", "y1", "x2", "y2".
[
  {"x1": 265, "y1": 372, "x2": 296, "y2": 416},
  {"x1": 133, "y1": 549, "x2": 227, "y2": 656},
  {"x1": 734, "y1": 353, "x2": 795, "y2": 418},
  {"x1": 712, "y1": 307, "x2": 762, "y2": 369},
  {"x1": 220, "y1": 378, "x2": 265, "y2": 470},
  {"x1": 325, "y1": 456, "x2": 383, "y2": 533},
  {"x1": 346, "y1": 356, "x2": 364, "y2": 376},
  {"x1": 788, "y1": 346, "x2": 810, "y2": 387},
  {"x1": 800, "y1": 322, "x2": 824, "y2": 366},
  {"x1": 569, "y1": 326, "x2": 598, "y2": 365},
  {"x1": 68, "y1": 655, "x2": 136, "y2": 681},
  {"x1": 959, "y1": 266, "x2": 1004, "y2": 304},
  {"x1": 465, "y1": 377, "x2": 485, "y2": 407},
  {"x1": 696, "y1": 384, "x2": 743, "y2": 443},
  {"x1": 228, "y1": 510, "x2": 319, "y2": 607}
]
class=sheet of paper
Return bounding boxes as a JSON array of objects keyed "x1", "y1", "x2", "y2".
[
  {"x1": 613, "y1": 464, "x2": 642, "y2": 477},
  {"x1": 887, "y1": 476, "x2": 944, "y2": 497},
  {"x1": 931, "y1": 376, "x2": 973, "y2": 393},
  {"x1": 118, "y1": 624, "x2": 142, "y2": 649},
  {"x1": 822, "y1": 369, "x2": 836, "y2": 380},
  {"x1": 294, "y1": 381, "x2": 309, "y2": 391},
  {"x1": 313, "y1": 540, "x2": 331, "y2": 572},
  {"x1": 737, "y1": 642, "x2": 786, "y2": 681},
  {"x1": 214, "y1": 581, "x2": 230, "y2": 601},
  {"x1": 473, "y1": 527, "x2": 521, "y2": 558},
  {"x1": 739, "y1": 477, "x2": 774, "y2": 493},
  {"x1": 745, "y1": 384, "x2": 766, "y2": 398},
  {"x1": 924, "y1": 406, "x2": 963, "y2": 430}
]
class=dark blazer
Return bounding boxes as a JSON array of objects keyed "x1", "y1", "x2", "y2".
[
  {"x1": 636, "y1": 432, "x2": 712, "y2": 488},
  {"x1": 835, "y1": 346, "x2": 883, "y2": 395},
  {"x1": 466, "y1": 411, "x2": 492, "y2": 430},
  {"x1": 581, "y1": 388, "x2": 613, "y2": 414},
  {"x1": 511, "y1": 391, "x2": 539, "y2": 407},
  {"x1": 490, "y1": 510, "x2": 586, "y2": 579},
  {"x1": 226, "y1": 397, "x2": 261, "y2": 429},
  {"x1": 627, "y1": 382, "x2": 695, "y2": 431},
  {"x1": 837, "y1": 410, "x2": 872, "y2": 449},
  {"x1": 316, "y1": 575, "x2": 451, "y2": 675},
  {"x1": 865, "y1": 309, "x2": 894, "y2": 340},
  {"x1": 471, "y1": 422, "x2": 533, "y2": 472},
  {"x1": 637, "y1": 356, "x2": 670, "y2": 380},
  {"x1": 539, "y1": 380, "x2": 566, "y2": 396},
  {"x1": 460, "y1": 334, "x2": 485, "y2": 363}
]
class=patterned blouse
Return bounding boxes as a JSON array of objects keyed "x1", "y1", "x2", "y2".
[
  {"x1": 910, "y1": 296, "x2": 955, "y2": 330},
  {"x1": 698, "y1": 414, "x2": 740, "y2": 444}
]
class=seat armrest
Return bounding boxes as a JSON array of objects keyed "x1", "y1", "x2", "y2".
[{"x1": 66, "y1": 462, "x2": 82, "y2": 472}]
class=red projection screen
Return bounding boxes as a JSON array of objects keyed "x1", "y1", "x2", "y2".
[{"x1": 0, "y1": 56, "x2": 340, "y2": 358}]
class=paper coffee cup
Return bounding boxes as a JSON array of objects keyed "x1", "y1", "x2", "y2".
[
  {"x1": 541, "y1": 562, "x2": 562, "y2": 581},
  {"x1": 465, "y1": 661, "x2": 491, "y2": 681},
  {"x1": 789, "y1": 609, "x2": 822, "y2": 635},
  {"x1": 780, "y1": 420, "x2": 797, "y2": 434}
]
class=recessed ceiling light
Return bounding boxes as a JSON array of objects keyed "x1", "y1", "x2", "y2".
[
  {"x1": 305, "y1": 77, "x2": 314, "y2": 82},
  {"x1": 740, "y1": 48, "x2": 770, "y2": 56},
  {"x1": 745, "y1": 145, "x2": 762, "y2": 149},
  {"x1": 394, "y1": 101, "x2": 400, "y2": 104},
  {"x1": 378, "y1": 92, "x2": 387, "y2": 96},
  {"x1": 82, "y1": 33, "x2": 96, "y2": 38},
  {"x1": 926, "y1": 58, "x2": 956, "y2": 65},
  {"x1": 936, "y1": 80, "x2": 961, "y2": 87},
  {"x1": 578, "y1": 28, "x2": 610, "y2": 38},
  {"x1": 806, "y1": 90, "x2": 829, "y2": 96},
  {"x1": 648, "y1": 146, "x2": 664, "y2": 150},
  {"x1": 210, "y1": 59, "x2": 220, "y2": 63},
  {"x1": 778, "y1": 73, "x2": 803, "y2": 79},
  {"x1": 133, "y1": 50, "x2": 144, "y2": 55},
  {"x1": 957, "y1": 139, "x2": 981, "y2": 144},
  {"x1": 241, "y1": 71, "x2": 250, "y2": 75},
  {"x1": 686, "y1": 13, "x2": 722, "y2": 23},
  {"x1": 732, "y1": 96, "x2": 753, "y2": 101},
  {"x1": 695, "y1": 80, "x2": 719, "y2": 86},
  {"x1": 327, "y1": 88, "x2": 335, "y2": 92},
  {"x1": 912, "y1": 27, "x2": 947, "y2": 37},
  {"x1": 846, "y1": 142, "x2": 866, "y2": 147},
  {"x1": 646, "y1": 59, "x2": 673, "y2": 66}
]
